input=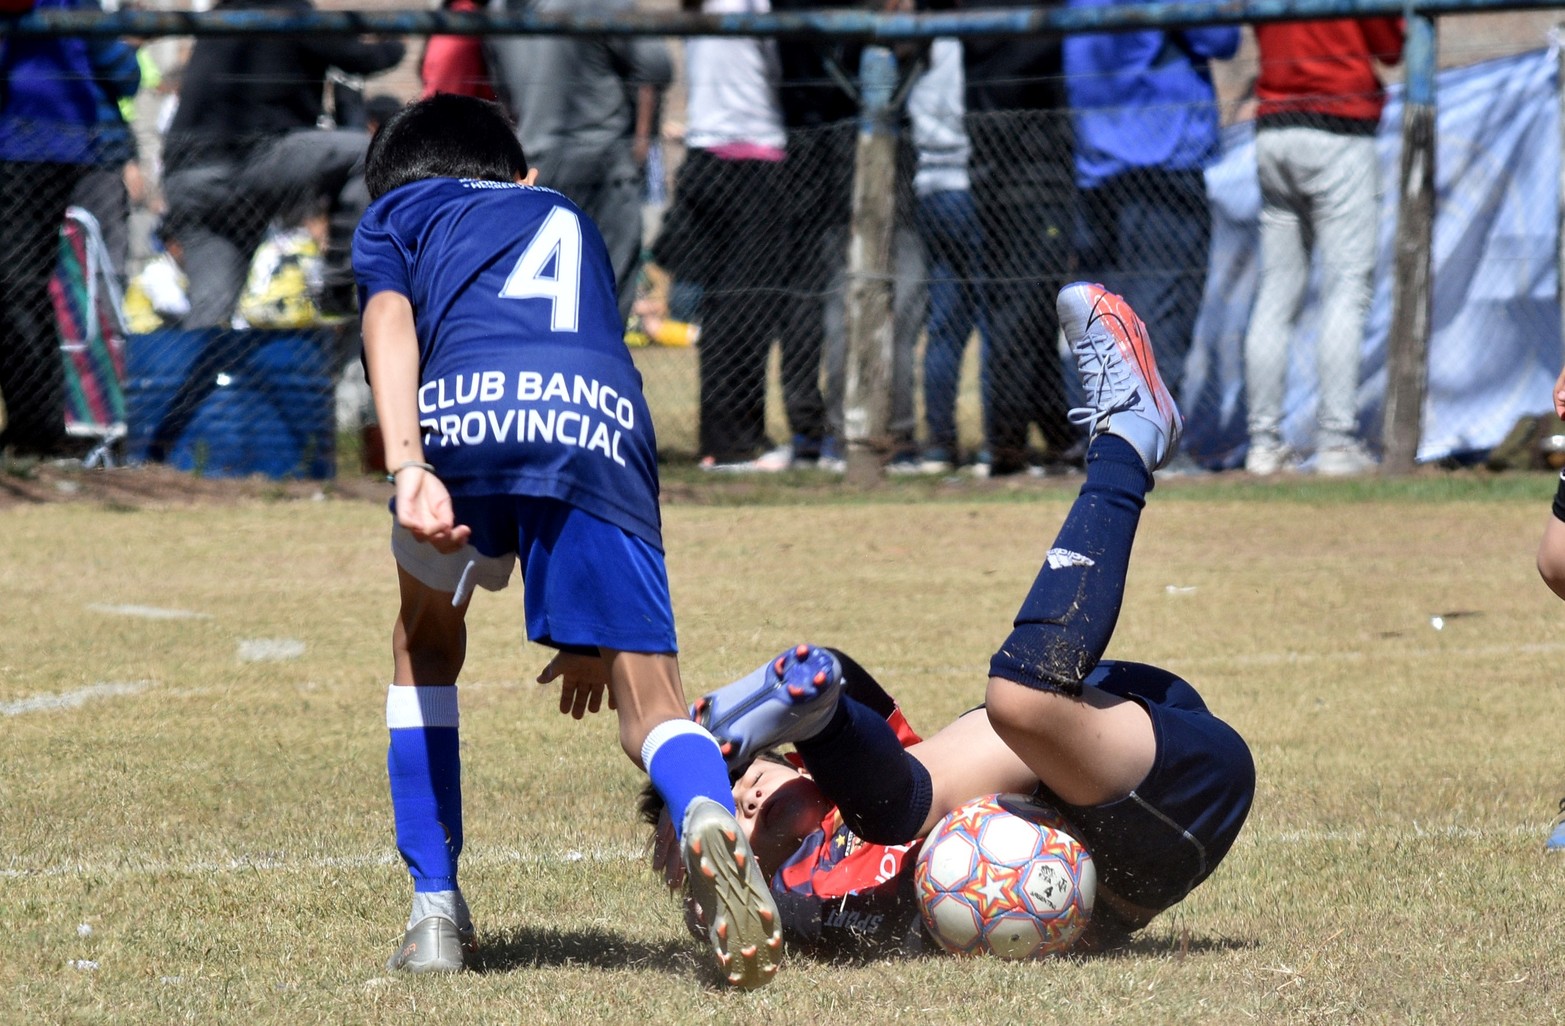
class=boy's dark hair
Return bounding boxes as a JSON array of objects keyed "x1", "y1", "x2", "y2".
[{"x1": 364, "y1": 93, "x2": 528, "y2": 200}]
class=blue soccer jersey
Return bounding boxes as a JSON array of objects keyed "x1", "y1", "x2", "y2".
[{"x1": 354, "y1": 178, "x2": 662, "y2": 548}]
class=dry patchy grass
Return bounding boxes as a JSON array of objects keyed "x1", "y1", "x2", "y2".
[{"x1": 4, "y1": 474, "x2": 1565, "y2": 1024}]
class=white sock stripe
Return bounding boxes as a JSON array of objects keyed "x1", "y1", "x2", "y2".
[
  {"x1": 640, "y1": 717, "x2": 716, "y2": 769},
  {"x1": 385, "y1": 685, "x2": 460, "y2": 730}
]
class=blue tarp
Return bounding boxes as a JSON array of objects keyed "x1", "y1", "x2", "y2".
[{"x1": 1186, "y1": 45, "x2": 1563, "y2": 466}]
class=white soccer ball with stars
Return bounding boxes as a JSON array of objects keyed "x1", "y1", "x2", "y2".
[{"x1": 914, "y1": 792, "x2": 1097, "y2": 959}]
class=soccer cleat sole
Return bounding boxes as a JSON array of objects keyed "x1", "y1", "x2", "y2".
[
  {"x1": 681, "y1": 798, "x2": 783, "y2": 989},
  {"x1": 691, "y1": 644, "x2": 843, "y2": 767}
]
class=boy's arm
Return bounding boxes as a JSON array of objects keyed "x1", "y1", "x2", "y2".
[{"x1": 362, "y1": 290, "x2": 471, "y2": 553}]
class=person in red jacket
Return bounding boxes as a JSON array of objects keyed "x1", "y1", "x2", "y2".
[
  {"x1": 1241, "y1": 17, "x2": 1405, "y2": 478},
  {"x1": 419, "y1": 0, "x2": 497, "y2": 101}
]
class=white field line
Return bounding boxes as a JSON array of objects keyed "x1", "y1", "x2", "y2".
[
  {"x1": 1178, "y1": 639, "x2": 1565, "y2": 670},
  {"x1": 0, "y1": 843, "x2": 646, "y2": 881},
  {"x1": 1, "y1": 825, "x2": 1545, "y2": 883},
  {"x1": 237, "y1": 638, "x2": 306, "y2": 662},
  {"x1": 85, "y1": 604, "x2": 213, "y2": 620},
  {"x1": 0, "y1": 680, "x2": 153, "y2": 716}
]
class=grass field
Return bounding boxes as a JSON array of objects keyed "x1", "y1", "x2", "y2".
[{"x1": 4, "y1": 469, "x2": 1565, "y2": 1024}]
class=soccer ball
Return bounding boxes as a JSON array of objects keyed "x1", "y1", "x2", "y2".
[{"x1": 914, "y1": 793, "x2": 1097, "y2": 959}]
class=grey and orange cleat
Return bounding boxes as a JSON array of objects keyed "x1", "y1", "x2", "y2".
[
  {"x1": 1057, "y1": 282, "x2": 1183, "y2": 473},
  {"x1": 681, "y1": 797, "x2": 783, "y2": 989},
  {"x1": 386, "y1": 914, "x2": 476, "y2": 973},
  {"x1": 692, "y1": 644, "x2": 844, "y2": 769}
]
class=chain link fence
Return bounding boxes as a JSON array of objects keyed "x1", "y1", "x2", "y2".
[{"x1": 2, "y1": 28, "x2": 1559, "y2": 477}]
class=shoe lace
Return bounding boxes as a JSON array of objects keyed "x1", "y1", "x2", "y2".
[{"x1": 1066, "y1": 325, "x2": 1139, "y2": 436}]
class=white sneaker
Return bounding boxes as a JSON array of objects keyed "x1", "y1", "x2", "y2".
[
  {"x1": 1244, "y1": 437, "x2": 1293, "y2": 476},
  {"x1": 1159, "y1": 451, "x2": 1207, "y2": 477},
  {"x1": 699, "y1": 445, "x2": 794, "y2": 474},
  {"x1": 1057, "y1": 282, "x2": 1183, "y2": 473},
  {"x1": 1315, "y1": 442, "x2": 1378, "y2": 477}
]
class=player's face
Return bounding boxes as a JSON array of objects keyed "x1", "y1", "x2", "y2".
[{"x1": 732, "y1": 758, "x2": 832, "y2": 878}]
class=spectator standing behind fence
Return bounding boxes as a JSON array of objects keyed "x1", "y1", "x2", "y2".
[
  {"x1": 1064, "y1": 3, "x2": 1237, "y2": 476},
  {"x1": 764, "y1": 0, "x2": 871, "y2": 471},
  {"x1": 485, "y1": 0, "x2": 672, "y2": 324},
  {"x1": 159, "y1": 0, "x2": 404, "y2": 329},
  {"x1": 954, "y1": 0, "x2": 1081, "y2": 477},
  {"x1": 0, "y1": 0, "x2": 139, "y2": 458},
  {"x1": 651, "y1": 0, "x2": 788, "y2": 469},
  {"x1": 905, "y1": 35, "x2": 987, "y2": 475},
  {"x1": 1241, "y1": 16, "x2": 1404, "y2": 477},
  {"x1": 420, "y1": 0, "x2": 496, "y2": 101}
]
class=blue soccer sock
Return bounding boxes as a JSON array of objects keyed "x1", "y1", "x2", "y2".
[
  {"x1": 988, "y1": 433, "x2": 1148, "y2": 694},
  {"x1": 794, "y1": 696, "x2": 932, "y2": 845},
  {"x1": 386, "y1": 685, "x2": 463, "y2": 894},
  {"x1": 641, "y1": 719, "x2": 736, "y2": 841}
]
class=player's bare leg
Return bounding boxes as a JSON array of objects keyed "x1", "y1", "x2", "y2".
[
  {"x1": 608, "y1": 650, "x2": 783, "y2": 989},
  {"x1": 392, "y1": 566, "x2": 469, "y2": 685},
  {"x1": 982, "y1": 680, "x2": 1154, "y2": 807}
]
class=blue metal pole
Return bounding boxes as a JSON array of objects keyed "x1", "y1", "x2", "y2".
[{"x1": 5, "y1": 0, "x2": 1558, "y2": 39}]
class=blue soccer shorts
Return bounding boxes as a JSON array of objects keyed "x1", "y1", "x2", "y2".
[
  {"x1": 1032, "y1": 660, "x2": 1255, "y2": 914},
  {"x1": 390, "y1": 495, "x2": 678, "y2": 654}
]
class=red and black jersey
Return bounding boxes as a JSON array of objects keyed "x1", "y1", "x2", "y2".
[{"x1": 770, "y1": 705, "x2": 933, "y2": 953}]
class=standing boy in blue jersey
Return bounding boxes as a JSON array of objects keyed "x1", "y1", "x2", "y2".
[{"x1": 353, "y1": 94, "x2": 782, "y2": 989}]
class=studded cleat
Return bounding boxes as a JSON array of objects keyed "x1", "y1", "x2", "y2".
[
  {"x1": 386, "y1": 914, "x2": 476, "y2": 973},
  {"x1": 681, "y1": 797, "x2": 783, "y2": 989},
  {"x1": 691, "y1": 644, "x2": 844, "y2": 768},
  {"x1": 1057, "y1": 282, "x2": 1184, "y2": 474}
]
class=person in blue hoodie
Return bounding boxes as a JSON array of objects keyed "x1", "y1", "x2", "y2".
[
  {"x1": 0, "y1": 0, "x2": 139, "y2": 456},
  {"x1": 1064, "y1": 4, "x2": 1237, "y2": 472}
]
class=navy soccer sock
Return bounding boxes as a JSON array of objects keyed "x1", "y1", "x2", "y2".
[
  {"x1": 386, "y1": 685, "x2": 463, "y2": 895},
  {"x1": 988, "y1": 433, "x2": 1149, "y2": 695},
  {"x1": 641, "y1": 718, "x2": 737, "y2": 841},
  {"x1": 794, "y1": 695, "x2": 933, "y2": 845}
]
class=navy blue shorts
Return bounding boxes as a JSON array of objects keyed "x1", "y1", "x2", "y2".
[
  {"x1": 1032, "y1": 660, "x2": 1255, "y2": 913},
  {"x1": 391, "y1": 495, "x2": 677, "y2": 654}
]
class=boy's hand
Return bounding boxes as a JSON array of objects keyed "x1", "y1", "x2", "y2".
[
  {"x1": 538, "y1": 650, "x2": 616, "y2": 719},
  {"x1": 394, "y1": 467, "x2": 471, "y2": 553},
  {"x1": 649, "y1": 808, "x2": 686, "y2": 891},
  {"x1": 1553, "y1": 363, "x2": 1565, "y2": 419}
]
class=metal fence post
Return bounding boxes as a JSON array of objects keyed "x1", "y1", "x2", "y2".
[
  {"x1": 842, "y1": 45, "x2": 899, "y2": 485},
  {"x1": 1382, "y1": 9, "x2": 1437, "y2": 475}
]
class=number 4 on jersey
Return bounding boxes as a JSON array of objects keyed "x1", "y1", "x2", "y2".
[{"x1": 498, "y1": 205, "x2": 582, "y2": 332}]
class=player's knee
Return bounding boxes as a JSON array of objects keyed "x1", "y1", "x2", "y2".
[
  {"x1": 988, "y1": 624, "x2": 1090, "y2": 698},
  {"x1": 983, "y1": 677, "x2": 1035, "y2": 747}
]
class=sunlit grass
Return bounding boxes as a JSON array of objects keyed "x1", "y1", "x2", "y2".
[{"x1": 3, "y1": 482, "x2": 1564, "y2": 1024}]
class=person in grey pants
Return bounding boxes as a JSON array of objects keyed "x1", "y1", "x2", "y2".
[
  {"x1": 485, "y1": 0, "x2": 672, "y2": 323},
  {"x1": 1241, "y1": 17, "x2": 1405, "y2": 477}
]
